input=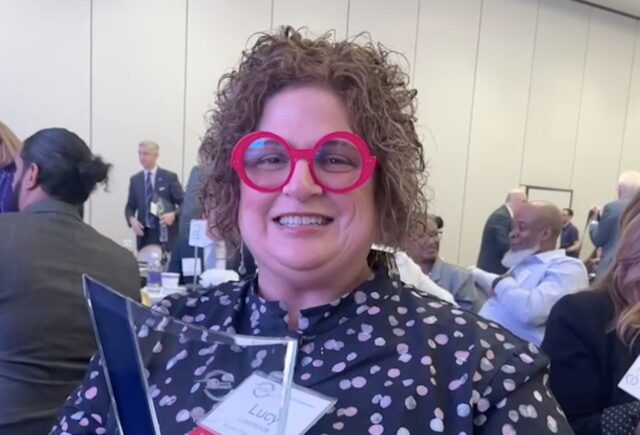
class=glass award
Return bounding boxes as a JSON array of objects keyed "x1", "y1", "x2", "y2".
[{"x1": 83, "y1": 275, "x2": 304, "y2": 435}]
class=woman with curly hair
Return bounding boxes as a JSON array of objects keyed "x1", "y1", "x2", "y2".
[
  {"x1": 54, "y1": 27, "x2": 571, "y2": 434},
  {"x1": 0, "y1": 121, "x2": 22, "y2": 212},
  {"x1": 543, "y1": 190, "x2": 640, "y2": 435}
]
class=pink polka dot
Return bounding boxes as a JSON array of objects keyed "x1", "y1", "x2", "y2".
[
  {"x1": 416, "y1": 385, "x2": 428, "y2": 396},
  {"x1": 79, "y1": 418, "x2": 89, "y2": 427},
  {"x1": 388, "y1": 368, "x2": 400, "y2": 378},
  {"x1": 435, "y1": 334, "x2": 448, "y2": 345},
  {"x1": 352, "y1": 377, "x2": 367, "y2": 388},
  {"x1": 449, "y1": 379, "x2": 462, "y2": 391},
  {"x1": 368, "y1": 306, "x2": 381, "y2": 315},
  {"x1": 397, "y1": 343, "x2": 409, "y2": 354},
  {"x1": 421, "y1": 356, "x2": 432, "y2": 366},
  {"x1": 96, "y1": 429, "x2": 106, "y2": 435},
  {"x1": 300, "y1": 373, "x2": 311, "y2": 381},
  {"x1": 368, "y1": 424, "x2": 384, "y2": 435},
  {"x1": 345, "y1": 406, "x2": 358, "y2": 417},
  {"x1": 84, "y1": 386, "x2": 98, "y2": 400},
  {"x1": 332, "y1": 362, "x2": 346, "y2": 373}
]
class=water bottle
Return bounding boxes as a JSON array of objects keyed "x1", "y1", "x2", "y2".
[
  {"x1": 159, "y1": 223, "x2": 169, "y2": 243},
  {"x1": 147, "y1": 251, "x2": 162, "y2": 293}
]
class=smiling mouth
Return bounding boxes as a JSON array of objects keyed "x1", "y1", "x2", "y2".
[{"x1": 274, "y1": 215, "x2": 333, "y2": 227}]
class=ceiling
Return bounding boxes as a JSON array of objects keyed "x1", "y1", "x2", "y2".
[{"x1": 574, "y1": 0, "x2": 640, "y2": 19}]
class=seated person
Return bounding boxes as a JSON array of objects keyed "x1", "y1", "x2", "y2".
[
  {"x1": 543, "y1": 191, "x2": 640, "y2": 435},
  {"x1": 407, "y1": 214, "x2": 482, "y2": 311},
  {"x1": 54, "y1": 27, "x2": 572, "y2": 434},
  {"x1": 472, "y1": 201, "x2": 589, "y2": 345},
  {"x1": 0, "y1": 128, "x2": 140, "y2": 433}
]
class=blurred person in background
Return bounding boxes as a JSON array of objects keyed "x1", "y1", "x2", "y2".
[
  {"x1": 560, "y1": 208, "x2": 581, "y2": 258},
  {"x1": 590, "y1": 170, "x2": 640, "y2": 278},
  {"x1": 0, "y1": 128, "x2": 140, "y2": 434},
  {"x1": 472, "y1": 201, "x2": 588, "y2": 345},
  {"x1": 407, "y1": 214, "x2": 481, "y2": 311},
  {"x1": 544, "y1": 191, "x2": 640, "y2": 434},
  {"x1": 0, "y1": 121, "x2": 22, "y2": 213},
  {"x1": 476, "y1": 188, "x2": 528, "y2": 280},
  {"x1": 125, "y1": 140, "x2": 184, "y2": 251}
]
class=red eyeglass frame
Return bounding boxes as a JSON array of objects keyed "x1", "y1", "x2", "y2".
[{"x1": 230, "y1": 130, "x2": 377, "y2": 193}]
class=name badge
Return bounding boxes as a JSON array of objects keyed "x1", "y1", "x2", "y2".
[
  {"x1": 619, "y1": 354, "x2": 640, "y2": 399},
  {"x1": 182, "y1": 258, "x2": 202, "y2": 277},
  {"x1": 190, "y1": 372, "x2": 335, "y2": 435}
]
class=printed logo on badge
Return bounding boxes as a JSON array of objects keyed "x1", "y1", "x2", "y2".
[{"x1": 189, "y1": 373, "x2": 335, "y2": 435}]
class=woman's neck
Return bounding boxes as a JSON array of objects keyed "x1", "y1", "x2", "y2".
[{"x1": 256, "y1": 261, "x2": 373, "y2": 330}]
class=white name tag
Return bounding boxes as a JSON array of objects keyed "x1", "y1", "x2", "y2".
[
  {"x1": 189, "y1": 219, "x2": 213, "y2": 248},
  {"x1": 191, "y1": 373, "x2": 335, "y2": 435},
  {"x1": 149, "y1": 202, "x2": 159, "y2": 217},
  {"x1": 619, "y1": 354, "x2": 640, "y2": 399}
]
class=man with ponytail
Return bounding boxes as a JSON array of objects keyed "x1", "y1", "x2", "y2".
[{"x1": 0, "y1": 128, "x2": 140, "y2": 434}]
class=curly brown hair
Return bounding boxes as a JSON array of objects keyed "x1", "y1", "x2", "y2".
[{"x1": 200, "y1": 26, "x2": 428, "y2": 252}]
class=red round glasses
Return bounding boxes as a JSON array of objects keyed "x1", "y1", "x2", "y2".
[{"x1": 230, "y1": 131, "x2": 377, "y2": 193}]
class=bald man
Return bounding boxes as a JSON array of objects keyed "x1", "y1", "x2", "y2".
[
  {"x1": 471, "y1": 201, "x2": 588, "y2": 345},
  {"x1": 476, "y1": 189, "x2": 528, "y2": 282}
]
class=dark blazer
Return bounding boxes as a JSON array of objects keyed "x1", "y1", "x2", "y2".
[
  {"x1": 125, "y1": 167, "x2": 184, "y2": 250},
  {"x1": 542, "y1": 290, "x2": 639, "y2": 435},
  {"x1": 590, "y1": 198, "x2": 630, "y2": 278},
  {"x1": 178, "y1": 165, "x2": 204, "y2": 241},
  {"x1": 0, "y1": 199, "x2": 141, "y2": 434},
  {"x1": 168, "y1": 237, "x2": 257, "y2": 285},
  {"x1": 477, "y1": 204, "x2": 512, "y2": 276}
]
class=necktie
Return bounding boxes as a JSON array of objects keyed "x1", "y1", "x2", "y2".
[{"x1": 145, "y1": 172, "x2": 155, "y2": 227}]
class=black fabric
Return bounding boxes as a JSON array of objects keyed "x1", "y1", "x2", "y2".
[
  {"x1": 0, "y1": 199, "x2": 141, "y2": 434},
  {"x1": 476, "y1": 204, "x2": 511, "y2": 275},
  {"x1": 542, "y1": 290, "x2": 640, "y2": 435}
]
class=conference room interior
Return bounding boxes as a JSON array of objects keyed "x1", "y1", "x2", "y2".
[{"x1": 3, "y1": 0, "x2": 640, "y2": 434}]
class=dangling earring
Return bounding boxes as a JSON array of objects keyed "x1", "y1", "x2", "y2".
[{"x1": 238, "y1": 243, "x2": 247, "y2": 276}]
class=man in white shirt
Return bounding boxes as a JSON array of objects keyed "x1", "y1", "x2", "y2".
[{"x1": 471, "y1": 201, "x2": 588, "y2": 345}]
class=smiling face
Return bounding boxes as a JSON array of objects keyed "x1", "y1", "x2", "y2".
[{"x1": 237, "y1": 85, "x2": 377, "y2": 284}]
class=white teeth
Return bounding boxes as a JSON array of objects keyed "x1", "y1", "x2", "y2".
[{"x1": 277, "y1": 215, "x2": 329, "y2": 226}]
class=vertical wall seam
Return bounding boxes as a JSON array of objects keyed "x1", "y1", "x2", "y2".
[
  {"x1": 88, "y1": 0, "x2": 94, "y2": 225},
  {"x1": 618, "y1": 19, "x2": 639, "y2": 174},
  {"x1": 569, "y1": 7, "x2": 592, "y2": 187},
  {"x1": 456, "y1": 0, "x2": 484, "y2": 264},
  {"x1": 518, "y1": 0, "x2": 542, "y2": 186},
  {"x1": 411, "y1": 0, "x2": 422, "y2": 85},
  {"x1": 346, "y1": 0, "x2": 351, "y2": 37},
  {"x1": 180, "y1": 0, "x2": 190, "y2": 183}
]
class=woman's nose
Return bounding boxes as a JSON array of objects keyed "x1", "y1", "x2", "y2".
[{"x1": 281, "y1": 160, "x2": 323, "y2": 199}]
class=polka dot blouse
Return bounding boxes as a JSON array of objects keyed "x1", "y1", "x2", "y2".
[{"x1": 52, "y1": 267, "x2": 572, "y2": 434}]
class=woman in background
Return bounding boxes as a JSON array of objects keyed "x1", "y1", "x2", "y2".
[
  {"x1": 0, "y1": 121, "x2": 22, "y2": 213},
  {"x1": 543, "y1": 191, "x2": 640, "y2": 434}
]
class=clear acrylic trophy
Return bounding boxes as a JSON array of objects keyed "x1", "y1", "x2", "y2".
[{"x1": 83, "y1": 276, "x2": 301, "y2": 435}]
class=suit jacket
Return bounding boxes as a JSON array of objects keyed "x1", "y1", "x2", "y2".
[
  {"x1": 542, "y1": 290, "x2": 639, "y2": 435},
  {"x1": 477, "y1": 204, "x2": 512, "y2": 276},
  {"x1": 178, "y1": 165, "x2": 204, "y2": 241},
  {"x1": 125, "y1": 167, "x2": 184, "y2": 249},
  {"x1": 589, "y1": 198, "x2": 630, "y2": 278},
  {"x1": 0, "y1": 199, "x2": 141, "y2": 434},
  {"x1": 430, "y1": 258, "x2": 482, "y2": 312}
]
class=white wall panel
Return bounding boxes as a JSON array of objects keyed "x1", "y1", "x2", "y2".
[
  {"x1": 91, "y1": 0, "x2": 187, "y2": 246},
  {"x1": 620, "y1": 22, "x2": 640, "y2": 173},
  {"x1": 571, "y1": 8, "x2": 635, "y2": 243},
  {"x1": 0, "y1": 1, "x2": 90, "y2": 142},
  {"x1": 348, "y1": 0, "x2": 419, "y2": 76},
  {"x1": 520, "y1": 0, "x2": 590, "y2": 189},
  {"x1": 459, "y1": 0, "x2": 539, "y2": 267},
  {"x1": 413, "y1": 0, "x2": 482, "y2": 262},
  {"x1": 272, "y1": 0, "x2": 348, "y2": 38},
  {"x1": 182, "y1": 0, "x2": 271, "y2": 179}
]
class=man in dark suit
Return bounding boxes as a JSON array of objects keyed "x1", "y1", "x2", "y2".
[
  {"x1": 0, "y1": 128, "x2": 141, "y2": 434},
  {"x1": 589, "y1": 170, "x2": 640, "y2": 278},
  {"x1": 125, "y1": 140, "x2": 184, "y2": 250},
  {"x1": 476, "y1": 188, "x2": 527, "y2": 277},
  {"x1": 179, "y1": 164, "x2": 203, "y2": 241}
]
